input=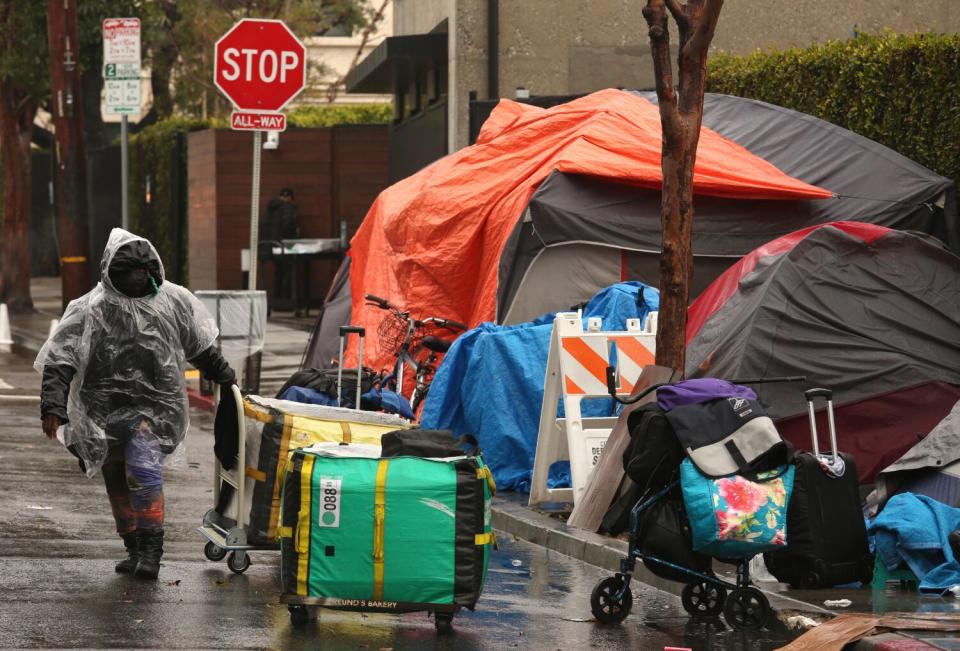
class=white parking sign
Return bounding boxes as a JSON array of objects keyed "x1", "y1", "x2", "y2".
[{"x1": 103, "y1": 18, "x2": 141, "y2": 114}]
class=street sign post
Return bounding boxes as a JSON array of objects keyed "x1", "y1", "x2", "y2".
[
  {"x1": 214, "y1": 19, "x2": 306, "y2": 291},
  {"x1": 103, "y1": 17, "x2": 141, "y2": 231}
]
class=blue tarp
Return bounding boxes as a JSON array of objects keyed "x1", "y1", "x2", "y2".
[
  {"x1": 868, "y1": 493, "x2": 960, "y2": 592},
  {"x1": 421, "y1": 282, "x2": 659, "y2": 492}
]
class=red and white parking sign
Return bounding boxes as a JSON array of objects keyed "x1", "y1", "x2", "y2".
[{"x1": 213, "y1": 18, "x2": 306, "y2": 123}]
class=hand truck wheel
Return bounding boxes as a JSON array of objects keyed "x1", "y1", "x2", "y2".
[
  {"x1": 204, "y1": 541, "x2": 227, "y2": 562},
  {"x1": 227, "y1": 551, "x2": 251, "y2": 574},
  {"x1": 590, "y1": 575, "x2": 633, "y2": 624},
  {"x1": 289, "y1": 605, "x2": 311, "y2": 628},
  {"x1": 434, "y1": 612, "x2": 454, "y2": 635}
]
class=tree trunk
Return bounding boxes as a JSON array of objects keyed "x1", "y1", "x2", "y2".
[
  {"x1": 644, "y1": 0, "x2": 722, "y2": 375},
  {"x1": 0, "y1": 81, "x2": 36, "y2": 312}
]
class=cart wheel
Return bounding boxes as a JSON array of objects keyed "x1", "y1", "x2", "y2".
[
  {"x1": 227, "y1": 551, "x2": 251, "y2": 574},
  {"x1": 435, "y1": 612, "x2": 454, "y2": 635},
  {"x1": 723, "y1": 587, "x2": 770, "y2": 631},
  {"x1": 289, "y1": 605, "x2": 311, "y2": 628},
  {"x1": 681, "y1": 581, "x2": 726, "y2": 618},
  {"x1": 204, "y1": 541, "x2": 227, "y2": 562},
  {"x1": 590, "y1": 575, "x2": 633, "y2": 625}
]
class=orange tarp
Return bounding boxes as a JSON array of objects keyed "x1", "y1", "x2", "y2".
[{"x1": 347, "y1": 89, "x2": 832, "y2": 369}]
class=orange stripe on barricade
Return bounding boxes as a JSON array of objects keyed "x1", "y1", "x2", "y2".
[
  {"x1": 561, "y1": 337, "x2": 610, "y2": 389},
  {"x1": 612, "y1": 336, "x2": 656, "y2": 367},
  {"x1": 565, "y1": 376, "x2": 586, "y2": 396}
]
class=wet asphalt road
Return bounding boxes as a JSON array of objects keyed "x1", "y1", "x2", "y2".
[{"x1": 0, "y1": 346, "x2": 799, "y2": 650}]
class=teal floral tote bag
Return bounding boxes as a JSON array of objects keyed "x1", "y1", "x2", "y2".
[{"x1": 680, "y1": 458, "x2": 795, "y2": 558}]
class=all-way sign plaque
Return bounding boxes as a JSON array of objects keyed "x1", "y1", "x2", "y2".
[{"x1": 230, "y1": 111, "x2": 287, "y2": 132}]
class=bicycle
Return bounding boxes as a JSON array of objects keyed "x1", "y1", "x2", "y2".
[{"x1": 365, "y1": 294, "x2": 467, "y2": 414}]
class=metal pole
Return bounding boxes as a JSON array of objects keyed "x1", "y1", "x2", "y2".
[
  {"x1": 248, "y1": 130, "x2": 262, "y2": 290},
  {"x1": 121, "y1": 113, "x2": 129, "y2": 230}
]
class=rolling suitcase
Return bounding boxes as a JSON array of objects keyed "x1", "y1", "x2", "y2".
[
  {"x1": 278, "y1": 442, "x2": 495, "y2": 633},
  {"x1": 764, "y1": 388, "x2": 873, "y2": 588}
]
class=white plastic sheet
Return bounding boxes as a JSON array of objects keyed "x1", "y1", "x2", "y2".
[{"x1": 35, "y1": 228, "x2": 218, "y2": 476}]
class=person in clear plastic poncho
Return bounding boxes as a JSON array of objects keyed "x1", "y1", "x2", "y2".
[{"x1": 36, "y1": 229, "x2": 236, "y2": 580}]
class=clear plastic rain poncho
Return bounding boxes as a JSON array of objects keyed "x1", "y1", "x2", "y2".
[{"x1": 35, "y1": 229, "x2": 219, "y2": 477}]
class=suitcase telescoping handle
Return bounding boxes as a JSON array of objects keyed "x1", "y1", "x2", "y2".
[
  {"x1": 804, "y1": 387, "x2": 838, "y2": 464},
  {"x1": 337, "y1": 326, "x2": 366, "y2": 410}
]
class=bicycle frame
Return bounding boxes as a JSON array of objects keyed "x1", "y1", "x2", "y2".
[{"x1": 366, "y1": 294, "x2": 467, "y2": 415}]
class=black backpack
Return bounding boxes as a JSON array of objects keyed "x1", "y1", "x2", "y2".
[
  {"x1": 622, "y1": 403, "x2": 684, "y2": 491},
  {"x1": 601, "y1": 404, "x2": 685, "y2": 536}
]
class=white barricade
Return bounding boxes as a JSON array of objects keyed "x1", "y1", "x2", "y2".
[{"x1": 528, "y1": 311, "x2": 657, "y2": 507}]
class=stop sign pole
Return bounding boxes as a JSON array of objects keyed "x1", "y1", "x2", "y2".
[{"x1": 213, "y1": 19, "x2": 306, "y2": 291}]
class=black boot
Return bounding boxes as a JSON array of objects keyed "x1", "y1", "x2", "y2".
[
  {"x1": 115, "y1": 532, "x2": 139, "y2": 574},
  {"x1": 134, "y1": 529, "x2": 163, "y2": 580}
]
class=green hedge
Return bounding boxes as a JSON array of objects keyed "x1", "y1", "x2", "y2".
[
  {"x1": 128, "y1": 104, "x2": 391, "y2": 285},
  {"x1": 287, "y1": 103, "x2": 391, "y2": 127},
  {"x1": 707, "y1": 32, "x2": 960, "y2": 188},
  {"x1": 128, "y1": 117, "x2": 208, "y2": 284}
]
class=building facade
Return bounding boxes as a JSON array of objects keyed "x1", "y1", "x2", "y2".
[{"x1": 347, "y1": 0, "x2": 959, "y2": 180}]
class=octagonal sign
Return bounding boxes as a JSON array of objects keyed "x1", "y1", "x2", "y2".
[{"x1": 214, "y1": 19, "x2": 306, "y2": 112}]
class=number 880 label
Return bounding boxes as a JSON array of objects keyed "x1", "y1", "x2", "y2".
[{"x1": 318, "y1": 477, "x2": 341, "y2": 528}]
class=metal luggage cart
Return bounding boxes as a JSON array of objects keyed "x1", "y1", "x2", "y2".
[{"x1": 196, "y1": 384, "x2": 274, "y2": 574}]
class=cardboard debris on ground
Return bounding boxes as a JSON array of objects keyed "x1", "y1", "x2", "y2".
[{"x1": 777, "y1": 612, "x2": 960, "y2": 651}]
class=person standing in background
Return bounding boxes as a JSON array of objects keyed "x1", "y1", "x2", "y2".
[
  {"x1": 260, "y1": 188, "x2": 300, "y2": 304},
  {"x1": 261, "y1": 187, "x2": 299, "y2": 242}
]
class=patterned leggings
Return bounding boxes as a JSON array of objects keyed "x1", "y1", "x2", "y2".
[{"x1": 102, "y1": 425, "x2": 165, "y2": 533}]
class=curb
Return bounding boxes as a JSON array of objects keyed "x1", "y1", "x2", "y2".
[
  {"x1": 491, "y1": 497, "x2": 939, "y2": 649},
  {"x1": 490, "y1": 494, "x2": 832, "y2": 613},
  {"x1": 187, "y1": 388, "x2": 216, "y2": 412}
]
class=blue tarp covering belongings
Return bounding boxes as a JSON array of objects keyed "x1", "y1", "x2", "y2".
[
  {"x1": 421, "y1": 282, "x2": 659, "y2": 492},
  {"x1": 868, "y1": 493, "x2": 960, "y2": 592}
]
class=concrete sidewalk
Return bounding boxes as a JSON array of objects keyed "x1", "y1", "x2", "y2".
[{"x1": 10, "y1": 276, "x2": 951, "y2": 649}]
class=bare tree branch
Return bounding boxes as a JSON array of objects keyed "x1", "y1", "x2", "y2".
[
  {"x1": 663, "y1": 0, "x2": 688, "y2": 29},
  {"x1": 682, "y1": 0, "x2": 723, "y2": 66},
  {"x1": 325, "y1": 0, "x2": 390, "y2": 102},
  {"x1": 643, "y1": 0, "x2": 680, "y2": 137}
]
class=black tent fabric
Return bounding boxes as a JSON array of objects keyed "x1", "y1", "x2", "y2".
[
  {"x1": 302, "y1": 256, "x2": 353, "y2": 370},
  {"x1": 685, "y1": 224, "x2": 960, "y2": 483},
  {"x1": 498, "y1": 93, "x2": 957, "y2": 320}
]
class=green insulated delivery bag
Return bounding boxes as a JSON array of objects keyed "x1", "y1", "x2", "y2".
[{"x1": 279, "y1": 443, "x2": 495, "y2": 626}]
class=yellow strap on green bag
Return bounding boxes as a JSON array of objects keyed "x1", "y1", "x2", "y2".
[{"x1": 372, "y1": 459, "x2": 389, "y2": 600}]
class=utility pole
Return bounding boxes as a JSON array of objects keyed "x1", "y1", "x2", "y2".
[{"x1": 47, "y1": 0, "x2": 91, "y2": 309}]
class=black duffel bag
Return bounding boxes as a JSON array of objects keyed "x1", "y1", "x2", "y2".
[{"x1": 381, "y1": 428, "x2": 479, "y2": 458}]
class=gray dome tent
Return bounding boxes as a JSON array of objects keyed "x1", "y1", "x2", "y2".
[{"x1": 686, "y1": 222, "x2": 960, "y2": 484}]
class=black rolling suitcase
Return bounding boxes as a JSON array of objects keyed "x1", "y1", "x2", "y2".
[{"x1": 764, "y1": 388, "x2": 873, "y2": 588}]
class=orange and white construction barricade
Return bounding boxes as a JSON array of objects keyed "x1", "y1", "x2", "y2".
[{"x1": 528, "y1": 311, "x2": 657, "y2": 507}]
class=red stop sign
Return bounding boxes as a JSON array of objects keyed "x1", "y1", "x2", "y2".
[{"x1": 214, "y1": 19, "x2": 306, "y2": 112}]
